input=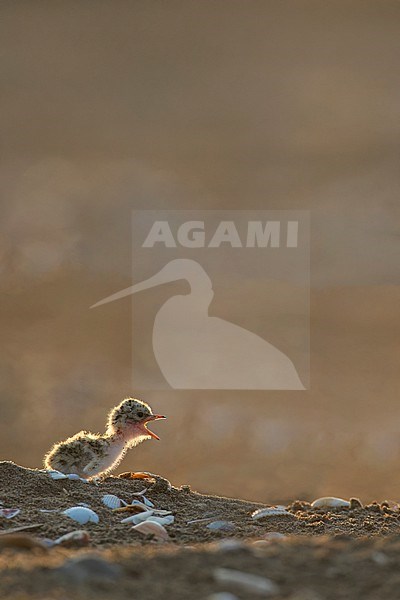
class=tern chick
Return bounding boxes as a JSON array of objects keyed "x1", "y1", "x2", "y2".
[{"x1": 44, "y1": 398, "x2": 166, "y2": 479}]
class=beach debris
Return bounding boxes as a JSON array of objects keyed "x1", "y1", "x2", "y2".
[
  {"x1": 142, "y1": 496, "x2": 155, "y2": 508},
  {"x1": 187, "y1": 516, "x2": 218, "y2": 525},
  {"x1": 132, "y1": 520, "x2": 169, "y2": 541},
  {"x1": 57, "y1": 554, "x2": 122, "y2": 583},
  {"x1": 102, "y1": 494, "x2": 123, "y2": 509},
  {"x1": 213, "y1": 568, "x2": 279, "y2": 596},
  {"x1": 119, "y1": 472, "x2": 172, "y2": 491},
  {"x1": 0, "y1": 533, "x2": 48, "y2": 552},
  {"x1": 47, "y1": 470, "x2": 68, "y2": 480},
  {"x1": 146, "y1": 515, "x2": 174, "y2": 526},
  {"x1": 54, "y1": 530, "x2": 91, "y2": 548},
  {"x1": 121, "y1": 510, "x2": 154, "y2": 525},
  {"x1": 118, "y1": 498, "x2": 171, "y2": 514},
  {"x1": 252, "y1": 507, "x2": 293, "y2": 520},
  {"x1": 0, "y1": 508, "x2": 20, "y2": 519},
  {"x1": 207, "y1": 521, "x2": 236, "y2": 532},
  {"x1": 311, "y1": 497, "x2": 350, "y2": 510},
  {"x1": 119, "y1": 471, "x2": 156, "y2": 481},
  {"x1": 131, "y1": 488, "x2": 148, "y2": 496},
  {"x1": 350, "y1": 497, "x2": 363, "y2": 510},
  {"x1": 62, "y1": 507, "x2": 99, "y2": 525},
  {"x1": 66, "y1": 474, "x2": 81, "y2": 480}
]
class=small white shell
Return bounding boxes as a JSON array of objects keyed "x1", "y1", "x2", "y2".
[
  {"x1": 48, "y1": 470, "x2": 68, "y2": 480},
  {"x1": 121, "y1": 510, "x2": 154, "y2": 525},
  {"x1": 102, "y1": 494, "x2": 122, "y2": 509},
  {"x1": 311, "y1": 497, "x2": 350, "y2": 509},
  {"x1": 146, "y1": 515, "x2": 174, "y2": 526},
  {"x1": 213, "y1": 568, "x2": 279, "y2": 595},
  {"x1": 62, "y1": 507, "x2": 99, "y2": 525},
  {"x1": 129, "y1": 500, "x2": 149, "y2": 511},
  {"x1": 132, "y1": 520, "x2": 169, "y2": 541},
  {"x1": 252, "y1": 507, "x2": 292, "y2": 519}
]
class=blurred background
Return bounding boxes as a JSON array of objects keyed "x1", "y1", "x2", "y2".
[{"x1": 1, "y1": 1, "x2": 400, "y2": 503}]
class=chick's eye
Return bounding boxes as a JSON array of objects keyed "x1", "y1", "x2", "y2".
[{"x1": 137, "y1": 411, "x2": 144, "y2": 418}]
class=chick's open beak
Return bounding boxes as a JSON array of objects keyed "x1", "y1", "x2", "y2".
[{"x1": 142, "y1": 414, "x2": 166, "y2": 440}]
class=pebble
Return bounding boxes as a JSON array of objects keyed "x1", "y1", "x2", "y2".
[
  {"x1": 57, "y1": 555, "x2": 122, "y2": 584},
  {"x1": 142, "y1": 496, "x2": 155, "y2": 508},
  {"x1": 146, "y1": 515, "x2": 174, "y2": 526},
  {"x1": 311, "y1": 497, "x2": 350, "y2": 510},
  {"x1": 214, "y1": 568, "x2": 279, "y2": 596},
  {"x1": 207, "y1": 521, "x2": 236, "y2": 532}
]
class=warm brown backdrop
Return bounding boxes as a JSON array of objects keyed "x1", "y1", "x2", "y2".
[{"x1": 1, "y1": 1, "x2": 399, "y2": 502}]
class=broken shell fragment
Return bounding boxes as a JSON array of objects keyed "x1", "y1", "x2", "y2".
[
  {"x1": 121, "y1": 510, "x2": 154, "y2": 525},
  {"x1": 102, "y1": 494, "x2": 122, "y2": 509},
  {"x1": 54, "y1": 530, "x2": 91, "y2": 547},
  {"x1": 47, "y1": 470, "x2": 68, "y2": 480},
  {"x1": 146, "y1": 515, "x2": 174, "y2": 526},
  {"x1": 251, "y1": 507, "x2": 293, "y2": 520},
  {"x1": 0, "y1": 508, "x2": 20, "y2": 519},
  {"x1": 142, "y1": 496, "x2": 155, "y2": 508},
  {"x1": 62, "y1": 507, "x2": 99, "y2": 525},
  {"x1": 207, "y1": 520, "x2": 236, "y2": 532},
  {"x1": 311, "y1": 497, "x2": 350, "y2": 510},
  {"x1": 132, "y1": 520, "x2": 169, "y2": 541},
  {"x1": 131, "y1": 488, "x2": 148, "y2": 496}
]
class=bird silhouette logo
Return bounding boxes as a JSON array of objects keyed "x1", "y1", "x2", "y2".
[{"x1": 92, "y1": 259, "x2": 305, "y2": 390}]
